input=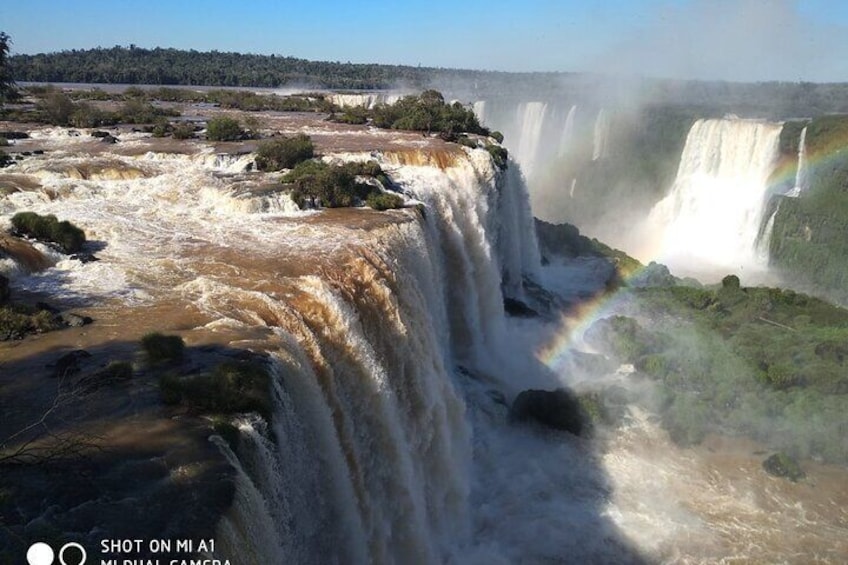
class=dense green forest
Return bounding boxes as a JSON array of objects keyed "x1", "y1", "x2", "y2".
[
  {"x1": 585, "y1": 279, "x2": 848, "y2": 465},
  {"x1": 9, "y1": 45, "x2": 447, "y2": 89}
]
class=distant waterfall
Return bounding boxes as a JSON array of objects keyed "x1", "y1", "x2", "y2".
[
  {"x1": 471, "y1": 99, "x2": 587, "y2": 183},
  {"x1": 472, "y1": 100, "x2": 487, "y2": 125},
  {"x1": 787, "y1": 126, "x2": 809, "y2": 197},
  {"x1": 592, "y1": 109, "x2": 610, "y2": 161},
  {"x1": 558, "y1": 105, "x2": 578, "y2": 157},
  {"x1": 515, "y1": 102, "x2": 548, "y2": 177},
  {"x1": 645, "y1": 118, "x2": 782, "y2": 275}
]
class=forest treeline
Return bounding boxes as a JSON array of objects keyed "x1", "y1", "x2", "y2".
[
  {"x1": 11, "y1": 45, "x2": 848, "y2": 118},
  {"x1": 9, "y1": 46, "x2": 449, "y2": 89}
]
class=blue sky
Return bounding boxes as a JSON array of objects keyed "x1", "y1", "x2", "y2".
[{"x1": 2, "y1": 0, "x2": 847, "y2": 81}]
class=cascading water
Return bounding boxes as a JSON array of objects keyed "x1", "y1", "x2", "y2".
[
  {"x1": 643, "y1": 118, "x2": 782, "y2": 276},
  {"x1": 558, "y1": 105, "x2": 578, "y2": 157},
  {"x1": 592, "y1": 108, "x2": 610, "y2": 161},
  {"x1": 472, "y1": 101, "x2": 487, "y2": 125},
  {"x1": 759, "y1": 125, "x2": 809, "y2": 258},
  {"x1": 173, "y1": 146, "x2": 543, "y2": 562},
  {"x1": 514, "y1": 102, "x2": 548, "y2": 178},
  {"x1": 786, "y1": 125, "x2": 809, "y2": 197},
  {"x1": 4, "y1": 121, "x2": 847, "y2": 564}
]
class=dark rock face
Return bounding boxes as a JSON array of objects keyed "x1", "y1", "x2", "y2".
[
  {"x1": 70, "y1": 252, "x2": 99, "y2": 263},
  {"x1": 0, "y1": 273, "x2": 9, "y2": 305},
  {"x1": 511, "y1": 388, "x2": 585, "y2": 436},
  {"x1": 503, "y1": 297, "x2": 538, "y2": 318},
  {"x1": 101, "y1": 134, "x2": 119, "y2": 144},
  {"x1": 60, "y1": 312, "x2": 93, "y2": 327},
  {"x1": 763, "y1": 452, "x2": 805, "y2": 481},
  {"x1": 91, "y1": 130, "x2": 111, "y2": 138},
  {"x1": 52, "y1": 349, "x2": 92, "y2": 378}
]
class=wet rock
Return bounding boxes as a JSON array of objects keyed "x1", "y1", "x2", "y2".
[
  {"x1": 0, "y1": 273, "x2": 9, "y2": 304},
  {"x1": 511, "y1": 388, "x2": 586, "y2": 436},
  {"x1": 763, "y1": 452, "x2": 805, "y2": 481},
  {"x1": 35, "y1": 301, "x2": 60, "y2": 314},
  {"x1": 60, "y1": 312, "x2": 93, "y2": 327},
  {"x1": 2, "y1": 131, "x2": 30, "y2": 140},
  {"x1": 101, "y1": 135, "x2": 119, "y2": 144},
  {"x1": 486, "y1": 389, "x2": 508, "y2": 407},
  {"x1": 70, "y1": 252, "x2": 99, "y2": 263},
  {"x1": 91, "y1": 130, "x2": 111, "y2": 138},
  {"x1": 504, "y1": 297, "x2": 538, "y2": 318},
  {"x1": 52, "y1": 349, "x2": 92, "y2": 378}
]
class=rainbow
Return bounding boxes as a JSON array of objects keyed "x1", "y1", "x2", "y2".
[
  {"x1": 537, "y1": 116, "x2": 848, "y2": 374},
  {"x1": 767, "y1": 119, "x2": 848, "y2": 193},
  {"x1": 536, "y1": 268, "x2": 640, "y2": 373}
]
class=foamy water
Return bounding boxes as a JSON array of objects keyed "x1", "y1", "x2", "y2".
[{"x1": 2, "y1": 125, "x2": 846, "y2": 564}]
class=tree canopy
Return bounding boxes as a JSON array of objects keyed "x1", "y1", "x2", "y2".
[{"x1": 0, "y1": 32, "x2": 16, "y2": 104}]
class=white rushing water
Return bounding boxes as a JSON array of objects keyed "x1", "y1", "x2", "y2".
[
  {"x1": 592, "y1": 108, "x2": 610, "y2": 161},
  {"x1": 6, "y1": 125, "x2": 841, "y2": 564},
  {"x1": 786, "y1": 125, "x2": 809, "y2": 198},
  {"x1": 473, "y1": 100, "x2": 587, "y2": 182},
  {"x1": 514, "y1": 102, "x2": 548, "y2": 179},
  {"x1": 643, "y1": 118, "x2": 782, "y2": 277}
]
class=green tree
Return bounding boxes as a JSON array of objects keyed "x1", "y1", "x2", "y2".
[
  {"x1": 0, "y1": 32, "x2": 16, "y2": 105},
  {"x1": 206, "y1": 116, "x2": 243, "y2": 141},
  {"x1": 255, "y1": 134, "x2": 314, "y2": 171}
]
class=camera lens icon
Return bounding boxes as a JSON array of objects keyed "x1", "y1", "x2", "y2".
[
  {"x1": 26, "y1": 542, "x2": 53, "y2": 565},
  {"x1": 27, "y1": 542, "x2": 87, "y2": 565}
]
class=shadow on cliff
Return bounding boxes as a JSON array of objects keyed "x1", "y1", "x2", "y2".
[
  {"x1": 0, "y1": 338, "x2": 251, "y2": 562},
  {"x1": 452, "y1": 289, "x2": 652, "y2": 564}
]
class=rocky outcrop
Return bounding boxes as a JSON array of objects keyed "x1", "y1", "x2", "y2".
[
  {"x1": 0, "y1": 274, "x2": 9, "y2": 305},
  {"x1": 763, "y1": 452, "x2": 805, "y2": 482},
  {"x1": 511, "y1": 388, "x2": 586, "y2": 436}
]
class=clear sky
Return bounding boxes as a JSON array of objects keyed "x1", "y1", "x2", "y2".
[{"x1": 2, "y1": 0, "x2": 847, "y2": 82}]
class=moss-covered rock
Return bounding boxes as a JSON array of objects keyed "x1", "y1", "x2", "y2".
[
  {"x1": 141, "y1": 332, "x2": 185, "y2": 365},
  {"x1": 10, "y1": 211, "x2": 86, "y2": 254},
  {"x1": 762, "y1": 452, "x2": 805, "y2": 481}
]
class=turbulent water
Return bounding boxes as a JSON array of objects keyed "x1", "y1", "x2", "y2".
[
  {"x1": 3, "y1": 125, "x2": 847, "y2": 564},
  {"x1": 642, "y1": 118, "x2": 783, "y2": 278},
  {"x1": 473, "y1": 99, "x2": 585, "y2": 181}
]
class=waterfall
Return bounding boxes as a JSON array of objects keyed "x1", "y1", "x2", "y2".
[
  {"x1": 514, "y1": 102, "x2": 548, "y2": 177},
  {"x1": 592, "y1": 108, "x2": 610, "y2": 161},
  {"x1": 472, "y1": 100, "x2": 487, "y2": 125},
  {"x1": 558, "y1": 105, "x2": 578, "y2": 157},
  {"x1": 326, "y1": 92, "x2": 402, "y2": 109},
  {"x1": 645, "y1": 118, "x2": 782, "y2": 275},
  {"x1": 786, "y1": 126, "x2": 809, "y2": 197},
  {"x1": 1, "y1": 126, "x2": 545, "y2": 563},
  {"x1": 182, "y1": 147, "x2": 542, "y2": 563}
]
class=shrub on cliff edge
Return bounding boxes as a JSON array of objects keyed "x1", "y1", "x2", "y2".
[{"x1": 10, "y1": 211, "x2": 86, "y2": 253}]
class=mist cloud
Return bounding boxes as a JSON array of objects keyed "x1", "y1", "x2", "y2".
[{"x1": 592, "y1": 0, "x2": 848, "y2": 82}]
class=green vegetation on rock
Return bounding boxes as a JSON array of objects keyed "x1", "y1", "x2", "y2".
[
  {"x1": 10, "y1": 211, "x2": 86, "y2": 253},
  {"x1": 770, "y1": 115, "x2": 848, "y2": 305},
  {"x1": 159, "y1": 360, "x2": 271, "y2": 420},
  {"x1": 371, "y1": 90, "x2": 488, "y2": 136},
  {"x1": 762, "y1": 452, "x2": 805, "y2": 481},
  {"x1": 591, "y1": 281, "x2": 848, "y2": 463},
  {"x1": 141, "y1": 332, "x2": 185, "y2": 365},
  {"x1": 0, "y1": 304, "x2": 60, "y2": 340},
  {"x1": 205, "y1": 116, "x2": 244, "y2": 142},
  {"x1": 255, "y1": 134, "x2": 314, "y2": 171},
  {"x1": 282, "y1": 159, "x2": 398, "y2": 210}
]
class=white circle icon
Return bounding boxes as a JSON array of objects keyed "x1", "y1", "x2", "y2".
[
  {"x1": 26, "y1": 542, "x2": 54, "y2": 565},
  {"x1": 59, "y1": 542, "x2": 87, "y2": 565}
]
